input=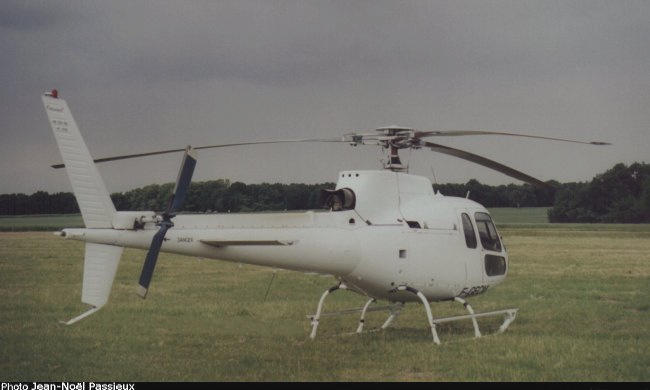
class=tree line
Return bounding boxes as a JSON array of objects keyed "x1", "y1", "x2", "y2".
[
  {"x1": 2, "y1": 162, "x2": 648, "y2": 222},
  {"x1": 548, "y1": 162, "x2": 650, "y2": 223},
  {"x1": 0, "y1": 192, "x2": 79, "y2": 215},
  {"x1": 0, "y1": 180, "x2": 333, "y2": 215},
  {"x1": 110, "y1": 179, "x2": 333, "y2": 213},
  {"x1": 0, "y1": 179, "x2": 552, "y2": 215},
  {"x1": 433, "y1": 180, "x2": 556, "y2": 208}
]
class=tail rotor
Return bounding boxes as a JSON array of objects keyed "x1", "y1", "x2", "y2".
[{"x1": 137, "y1": 146, "x2": 197, "y2": 298}]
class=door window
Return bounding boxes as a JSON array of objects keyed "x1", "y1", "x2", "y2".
[
  {"x1": 474, "y1": 212, "x2": 502, "y2": 252},
  {"x1": 461, "y1": 213, "x2": 477, "y2": 249}
]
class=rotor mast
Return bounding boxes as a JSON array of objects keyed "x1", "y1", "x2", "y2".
[{"x1": 376, "y1": 126, "x2": 417, "y2": 172}]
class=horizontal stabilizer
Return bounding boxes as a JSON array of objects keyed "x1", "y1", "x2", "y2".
[{"x1": 200, "y1": 239, "x2": 296, "y2": 247}]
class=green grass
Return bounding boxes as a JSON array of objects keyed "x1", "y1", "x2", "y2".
[
  {"x1": 0, "y1": 214, "x2": 83, "y2": 231},
  {"x1": 489, "y1": 207, "x2": 549, "y2": 225},
  {"x1": 1, "y1": 225, "x2": 649, "y2": 381}
]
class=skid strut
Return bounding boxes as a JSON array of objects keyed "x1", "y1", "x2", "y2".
[
  {"x1": 309, "y1": 283, "x2": 347, "y2": 340},
  {"x1": 454, "y1": 296, "x2": 481, "y2": 338},
  {"x1": 394, "y1": 285, "x2": 441, "y2": 344},
  {"x1": 308, "y1": 284, "x2": 403, "y2": 339},
  {"x1": 356, "y1": 298, "x2": 376, "y2": 334}
]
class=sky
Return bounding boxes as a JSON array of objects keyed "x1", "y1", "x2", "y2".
[{"x1": 1, "y1": 0, "x2": 648, "y2": 194}]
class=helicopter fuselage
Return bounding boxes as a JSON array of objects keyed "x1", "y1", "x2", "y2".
[{"x1": 61, "y1": 170, "x2": 508, "y2": 303}]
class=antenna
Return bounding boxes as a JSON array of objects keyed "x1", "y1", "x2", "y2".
[
  {"x1": 429, "y1": 165, "x2": 438, "y2": 186},
  {"x1": 263, "y1": 270, "x2": 278, "y2": 302}
]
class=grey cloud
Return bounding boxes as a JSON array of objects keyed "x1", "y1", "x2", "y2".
[
  {"x1": 1, "y1": 1, "x2": 649, "y2": 193},
  {"x1": 0, "y1": 0, "x2": 74, "y2": 31}
]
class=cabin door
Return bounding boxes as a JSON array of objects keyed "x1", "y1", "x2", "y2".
[{"x1": 457, "y1": 209, "x2": 484, "y2": 287}]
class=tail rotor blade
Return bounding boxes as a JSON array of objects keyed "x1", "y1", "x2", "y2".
[
  {"x1": 137, "y1": 223, "x2": 171, "y2": 298},
  {"x1": 137, "y1": 147, "x2": 198, "y2": 299},
  {"x1": 168, "y1": 146, "x2": 197, "y2": 213}
]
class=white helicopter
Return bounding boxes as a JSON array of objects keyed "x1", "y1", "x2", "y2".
[{"x1": 42, "y1": 90, "x2": 608, "y2": 343}]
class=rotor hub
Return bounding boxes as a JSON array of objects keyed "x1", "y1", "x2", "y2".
[{"x1": 372, "y1": 126, "x2": 418, "y2": 171}]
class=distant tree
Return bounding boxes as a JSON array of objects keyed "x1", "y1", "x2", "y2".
[
  {"x1": 111, "y1": 192, "x2": 130, "y2": 211},
  {"x1": 434, "y1": 180, "x2": 554, "y2": 208},
  {"x1": 547, "y1": 182, "x2": 597, "y2": 223},
  {"x1": 549, "y1": 162, "x2": 650, "y2": 223},
  {"x1": 50, "y1": 192, "x2": 79, "y2": 214}
]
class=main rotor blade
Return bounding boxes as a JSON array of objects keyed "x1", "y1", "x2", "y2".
[
  {"x1": 414, "y1": 130, "x2": 611, "y2": 145},
  {"x1": 168, "y1": 146, "x2": 197, "y2": 213},
  {"x1": 421, "y1": 140, "x2": 553, "y2": 189},
  {"x1": 51, "y1": 138, "x2": 345, "y2": 169},
  {"x1": 137, "y1": 223, "x2": 171, "y2": 298}
]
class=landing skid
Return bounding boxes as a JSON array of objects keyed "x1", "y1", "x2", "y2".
[{"x1": 307, "y1": 283, "x2": 518, "y2": 344}]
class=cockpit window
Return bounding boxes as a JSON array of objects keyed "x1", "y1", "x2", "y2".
[
  {"x1": 461, "y1": 213, "x2": 477, "y2": 249},
  {"x1": 474, "y1": 212, "x2": 502, "y2": 252}
]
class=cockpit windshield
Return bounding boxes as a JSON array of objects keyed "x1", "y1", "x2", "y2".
[{"x1": 474, "y1": 212, "x2": 502, "y2": 252}]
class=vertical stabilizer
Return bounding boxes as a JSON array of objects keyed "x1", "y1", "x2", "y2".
[
  {"x1": 43, "y1": 91, "x2": 123, "y2": 325},
  {"x1": 42, "y1": 91, "x2": 115, "y2": 228},
  {"x1": 81, "y1": 243, "x2": 123, "y2": 308}
]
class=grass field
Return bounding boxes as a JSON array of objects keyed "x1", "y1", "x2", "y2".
[
  {"x1": 0, "y1": 214, "x2": 84, "y2": 232},
  {"x1": 489, "y1": 207, "x2": 550, "y2": 225},
  {"x1": 0, "y1": 215, "x2": 648, "y2": 381}
]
